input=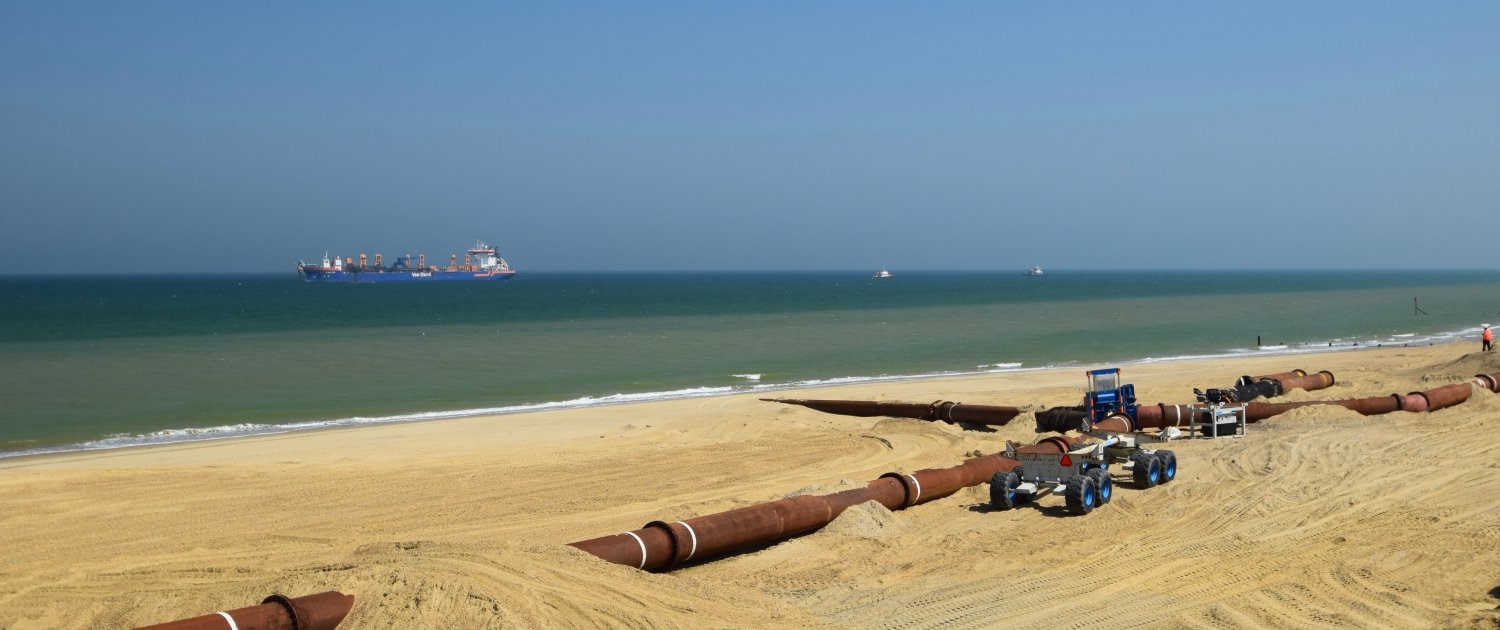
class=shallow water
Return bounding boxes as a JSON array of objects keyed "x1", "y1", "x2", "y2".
[{"x1": 1, "y1": 270, "x2": 1494, "y2": 457}]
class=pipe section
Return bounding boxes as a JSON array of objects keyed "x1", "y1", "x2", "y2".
[
  {"x1": 571, "y1": 437, "x2": 1086, "y2": 571},
  {"x1": 1251, "y1": 369, "x2": 1306, "y2": 383},
  {"x1": 135, "y1": 591, "x2": 354, "y2": 630},
  {"x1": 1408, "y1": 383, "x2": 1472, "y2": 412},
  {"x1": 1053, "y1": 388, "x2": 1435, "y2": 435},
  {"x1": 764, "y1": 398, "x2": 1021, "y2": 427},
  {"x1": 1089, "y1": 413, "x2": 1137, "y2": 433},
  {"x1": 1033, "y1": 406, "x2": 1089, "y2": 433},
  {"x1": 1273, "y1": 370, "x2": 1336, "y2": 393}
]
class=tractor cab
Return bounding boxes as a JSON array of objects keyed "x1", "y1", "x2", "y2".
[{"x1": 1085, "y1": 368, "x2": 1138, "y2": 423}]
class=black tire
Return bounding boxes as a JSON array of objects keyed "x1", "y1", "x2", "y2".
[
  {"x1": 1156, "y1": 450, "x2": 1178, "y2": 483},
  {"x1": 1085, "y1": 468, "x2": 1112, "y2": 506},
  {"x1": 1131, "y1": 451, "x2": 1161, "y2": 489},
  {"x1": 989, "y1": 470, "x2": 1021, "y2": 510},
  {"x1": 1064, "y1": 474, "x2": 1096, "y2": 515}
]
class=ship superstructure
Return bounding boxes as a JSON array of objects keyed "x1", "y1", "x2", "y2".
[{"x1": 297, "y1": 241, "x2": 516, "y2": 282}]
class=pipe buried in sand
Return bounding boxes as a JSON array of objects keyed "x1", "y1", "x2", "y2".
[
  {"x1": 1088, "y1": 413, "x2": 1137, "y2": 433},
  {"x1": 570, "y1": 437, "x2": 1089, "y2": 571},
  {"x1": 1408, "y1": 383, "x2": 1472, "y2": 412},
  {"x1": 764, "y1": 398, "x2": 1021, "y2": 427},
  {"x1": 1033, "y1": 406, "x2": 1090, "y2": 433},
  {"x1": 134, "y1": 591, "x2": 355, "y2": 630},
  {"x1": 1270, "y1": 370, "x2": 1336, "y2": 393},
  {"x1": 1252, "y1": 369, "x2": 1306, "y2": 383}
]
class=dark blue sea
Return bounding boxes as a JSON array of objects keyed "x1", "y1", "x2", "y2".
[{"x1": 2, "y1": 270, "x2": 1495, "y2": 458}]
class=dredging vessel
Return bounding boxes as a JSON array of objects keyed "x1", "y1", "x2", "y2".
[{"x1": 297, "y1": 241, "x2": 516, "y2": 282}]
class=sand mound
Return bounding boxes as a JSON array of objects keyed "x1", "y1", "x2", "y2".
[{"x1": 814, "y1": 500, "x2": 905, "y2": 541}]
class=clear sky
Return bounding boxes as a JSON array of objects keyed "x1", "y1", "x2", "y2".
[{"x1": 2, "y1": 2, "x2": 1497, "y2": 273}]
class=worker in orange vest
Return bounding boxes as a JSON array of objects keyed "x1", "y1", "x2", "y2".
[{"x1": 1484, "y1": 324, "x2": 1493, "y2": 352}]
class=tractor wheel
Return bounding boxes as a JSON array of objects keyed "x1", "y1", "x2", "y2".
[
  {"x1": 1064, "y1": 474, "x2": 1096, "y2": 515},
  {"x1": 989, "y1": 470, "x2": 1021, "y2": 510},
  {"x1": 1130, "y1": 451, "x2": 1161, "y2": 489},
  {"x1": 1156, "y1": 450, "x2": 1178, "y2": 483},
  {"x1": 1085, "y1": 468, "x2": 1112, "y2": 506}
]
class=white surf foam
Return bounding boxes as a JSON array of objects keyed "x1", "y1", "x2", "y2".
[{"x1": 2, "y1": 324, "x2": 1480, "y2": 460}]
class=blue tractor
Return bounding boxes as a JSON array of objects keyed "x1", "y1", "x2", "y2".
[
  {"x1": 992, "y1": 368, "x2": 1177, "y2": 515},
  {"x1": 1081, "y1": 367, "x2": 1176, "y2": 489},
  {"x1": 1085, "y1": 367, "x2": 1138, "y2": 427}
]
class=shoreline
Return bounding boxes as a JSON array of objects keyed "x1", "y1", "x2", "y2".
[
  {"x1": 0, "y1": 330, "x2": 1466, "y2": 462},
  {"x1": 2, "y1": 340, "x2": 1497, "y2": 627}
]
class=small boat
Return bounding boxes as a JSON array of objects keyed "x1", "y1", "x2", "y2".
[
  {"x1": 1024, "y1": 265, "x2": 1045, "y2": 277},
  {"x1": 872, "y1": 266, "x2": 893, "y2": 279}
]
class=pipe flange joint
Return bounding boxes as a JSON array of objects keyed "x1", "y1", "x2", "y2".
[
  {"x1": 879, "y1": 472, "x2": 922, "y2": 507},
  {"x1": 643, "y1": 521, "x2": 685, "y2": 571},
  {"x1": 261, "y1": 593, "x2": 302, "y2": 630}
]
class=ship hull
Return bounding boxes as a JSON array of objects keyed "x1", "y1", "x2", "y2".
[{"x1": 299, "y1": 269, "x2": 516, "y2": 282}]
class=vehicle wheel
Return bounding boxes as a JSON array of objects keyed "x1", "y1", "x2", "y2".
[
  {"x1": 989, "y1": 470, "x2": 1021, "y2": 510},
  {"x1": 1085, "y1": 468, "x2": 1112, "y2": 505},
  {"x1": 1064, "y1": 474, "x2": 1096, "y2": 515},
  {"x1": 1130, "y1": 451, "x2": 1160, "y2": 489},
  {"x1": 1156, "y1": 450, "x2": 1178, "y2": 483}
]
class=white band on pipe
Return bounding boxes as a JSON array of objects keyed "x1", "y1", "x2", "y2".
[
  {"x1": 216, "y1": 611, "x2": 240, "y2": 630},
  {"x1": 906, "y1": 474, "x2": 922, "y2": 504},
  {"x1": 624, "y1": 531, "x2": 648, "y2": 570},
  {"x1": 676, "y1": 521, "x2": 699, "y2": 561}
]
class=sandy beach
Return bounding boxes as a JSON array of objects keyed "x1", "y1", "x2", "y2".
[{"x1": 2, "y1": 343, "x2": 1497, "y2": 629}]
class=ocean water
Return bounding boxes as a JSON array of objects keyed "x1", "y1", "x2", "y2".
[{"x1": 2, "y1": 270, "x2": 1496, "y2": 458}]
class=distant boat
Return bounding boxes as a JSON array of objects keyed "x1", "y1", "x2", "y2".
[
  {"x1": 872, "y1": 267, "x2": 893, "y2": 279},
  {"x1": 1024, "y1": 265, "x2": 1045, "y2": 277},
  {"x1": 297, "y1": 240, "x2": 516, "y2": 282}
]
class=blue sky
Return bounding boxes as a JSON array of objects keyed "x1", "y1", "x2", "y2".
[{"x1": 2, "y1": 2, "x2": 1497, "y2": 273}]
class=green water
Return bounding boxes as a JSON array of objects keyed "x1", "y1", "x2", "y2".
[{"x1": 1, "y1": 271, "x2": 1495, "y2": 457}]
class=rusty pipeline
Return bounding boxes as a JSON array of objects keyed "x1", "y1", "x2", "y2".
[
  {"x1": 1252, "y1": 369, "x2": 1306, "y2": 383},
  {"x1": 1079, "y1": 394, "x2": 1404, "y2": 432},
  {"x1": 1243, "y1": 400, "x2": 1324, "y2": 422},
  {"x1": 1400, "y1": 393, "x2": 1429, "y2": 412},
  {"x1": 1033, "y1": 406, "x2": 1089, "y2": 433},
  {"x1": 1040, "y1": 370, "x2": 1500, "y2": 436},
  {"x1": 1243, "y1": 387, "x2": 1471, "y2": 420},
  {"x1": 569, "y1": 437, "x2": 1087, "y2": 571},
  {"x1": 1338, "y1": 394, "x2": 1405, "y2": 415},
  {"x1": 1088, "y1": 413, "x2": 1137, "y2": 433},
  {"x1": 1240, "y1": 369, "x2": 1307, "y2": 397},
  {"x1": 1136, "y1": 403, "x2": 1206, "y2": 428},
  {"x1": 1407, "y1": 383, "x2": 1473, "y2": 412},
  {"x1": 1279, "y1": 370, "x2": 1336, "y2": 392},
  {"x1": 135, "y1": 591, "x2": 354, "y2": 630},
  {"x1": 764, "y1": 398, "x2": 1021, "y2": 426}
]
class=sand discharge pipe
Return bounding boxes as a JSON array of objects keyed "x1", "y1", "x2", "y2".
[
  {"x1": 134, "y1": 591, "x2": 354, "y2": 630},
  {"x1": 1269, "y1": 370, "x2": 1336, "y2": 393},
  {"x1": 1202, "y1": 369, "x2": 1335, "y2": 404},
  {"x1": 1251, "y1": 369, "x2": 1306, "y2": 384},
  {"x1": 1051, "y1": 371, "x2": 1500, "y2": 434},
  {"x1": 570, "y1": 438, "x2": 1084, "y2": 571},
  {"x1": 764, "y1": 398, "x2": 1021, "y2": 427}
]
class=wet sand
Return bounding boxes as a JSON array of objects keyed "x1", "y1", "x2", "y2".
[{"x1": 2, "y1": 343, "x2": 1498, "y2": 628}]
